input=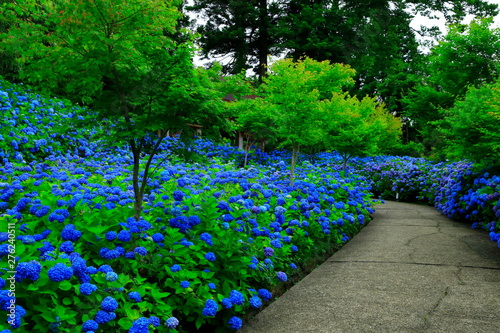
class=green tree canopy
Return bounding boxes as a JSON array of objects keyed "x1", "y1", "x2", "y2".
[
  {"x1": 403, "y1": 18, "x2": 500, "y2": 155},
  {"x1": 440, "y1": 80, "x2": 500, "y2": 169},
  {"x1": 321, "y1": 94, "x2": 402, "y2": 170},
  {"x1": 258, "y1": 57, "x2": 356, "y2": 183},
  {"x1": 427, "y1": 18, "x2": 500, "y2": 97},
  {"x1": 0, "y1": 0, "x2": 229, "y2": 219}
]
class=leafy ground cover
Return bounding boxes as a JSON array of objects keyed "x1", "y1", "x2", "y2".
[{"x1": 0, "y1": 80, "x2": 375, "y2": 332}]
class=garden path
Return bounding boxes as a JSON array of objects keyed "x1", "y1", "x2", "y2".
[{"x1": 238, "y1": 201, "x2": 500, "y2": 333}]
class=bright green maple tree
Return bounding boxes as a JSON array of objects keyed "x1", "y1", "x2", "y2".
[
  {"x1": 321, "y1": 95, "x2": 402, "y2": 171},
  {"x1": 258, "y1": 57, "x2": 356, "y2": 183},
  {"x1": 440, "y1": 80, "x2": 500, "y2": 169},
  {"x1": 1, "y1": 0, "x2": 229, "y2": 219}
]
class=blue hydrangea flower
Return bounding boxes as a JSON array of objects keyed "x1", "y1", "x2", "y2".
[
  {"x1": 80, "y1": 283, "x2": 98, "y2": 296},
  {"x1": 276, "y1": 271, "x2": 288, "y2": 282},
  {"x1": 128, "y1": 292, "x2": 141, "y2": 303},
  {"x1": 270, "y1": 239, "x2": 283, "y2": 249},
  {"x1": 180, "y1": 281, "x2": 190, "y2": 288},
  {"x1": 21, "y1": 235, "x2": 35, "y2": 244},
  {"x1": 61, "y1": 224, "x2": 82, "y2": 241},
  {"x1": 229, "y1": 290, "x2": 245, "y2": 305},
  {"x1": 173, "y1": 190, "x2": 185, "y2": 201},
  {"x1": 202, "y1": 299, "x2": 218, "y2": 317},
  {"x1": 179, "y1": 239, "x2": 194, "y2": 247},
  {"x1": 82, "y1": 319, "x2": 98, "y2": 332},
  {"x1": 59, "y1": 241, "x2": 74, "y2": 253},
  {"x1": 228, "y1": 316, "x2": 243, "y2": 330},
  {"x1": 149, "y1": 316, "x2": 160, "y2": 327},
  {"x1": 100, "y1": 296, "x2": 118, "y2": 312},
  {"x1": 15, "y1": 260, "x2": 41, "y2": 282},
  {"x1": 129, "y1": 317, "x2": 149, "y2": 333},
  {"x1": 170, "y1": 264, "x2": 181, "y2": 272},
  {"x1": 94, "y1": 310, "x2": 116, "y2": 324},
  {"x1": 106, "y1": 272, "x2": 118, "y2": 282},
  {"x1": 204, "y1": 252, "x2": 216, "y2": 261},
  {"x1": 222, "y1": 298, "x2": 233, "y2": 309},
  {"x1": 200, "y1": 232, "x2": 213, "y2": 246},
  {"x1": 264, "y1": 247, "x2": 274, "y2": 257},
  {"x1": 98, "y1": 265, "x2": 113, "y2": 274},
  {"x1": 249, "y1": 295, "x2": 262, "y2": 308},
  {"x1": 208, "y1": 282, "x2": 216, "y2": 290},
  {"x1": 258, "y1": 289, "x2": 272, "y2": 301},
  {"x1": 151, "y1": 233, "x2": 164, "y2": 243},
  {"x1": 48, "y1": 263, "x2": 73, "y2": 282},
  {"x1": 117, "y1": 230, "x2": 131, "y2": 242},
  {"x1": 105, "y1": 231, "x2": 117, "y2": 241},
  {"x1": 134, "y1": 247, "x2": 147, "y2": 256},
  {"x1": 34, "y1": 205, "x2": 51, "y2": 217},
  {"x1": 165, "y1": 317, "x2": 180, "y2": 329},
  {"x1": 100, "y1": 248, "x2": 121, "y2": 260}
]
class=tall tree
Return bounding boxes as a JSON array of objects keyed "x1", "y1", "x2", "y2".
[
  {"x1": 1, "y1": 0, "x2": 229, "y2": 220},
  {"x1": 187, "y1": 0, "x2": 279, "y2": 80},
  {"x1": 189, "y1": 0, "x2": 497, "y2": 84},
  {"x1": 403, "y1": 18, "x2": 500, "y2": 154},
  {"x1": 440, "y1": 79, "x2": 500, "y2": 168}
]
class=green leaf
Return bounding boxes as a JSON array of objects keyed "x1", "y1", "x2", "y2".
[{"x1": 58, "y1": 280, "x2": 73, "y2": 291}]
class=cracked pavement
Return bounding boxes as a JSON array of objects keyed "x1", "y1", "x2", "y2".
[{"x1": 238, "y1": 201, "x2": 500, "y2": 333}]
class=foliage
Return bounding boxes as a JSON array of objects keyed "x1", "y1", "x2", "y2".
[
  {"x1": 320, "y1": 95, "x2": 402, "y2": 170},
  {"x1": 439, "y1": 80, "x2": 500, "y2": 169},
  {"x1": 229, "y1": 97, "x2": 277, "y2": 167},
  {"x1": 187, "y1": 0, "x2": 279, "y2": 80},
  {"x1": 188, "y1": 0, "x2": 497, "y2": 124},
  {"x1": 0, "y1": 0, "x2": 230, "y2": 220},
  {"x1": 427, "y1": 18, "x2": 500, "y2": 97},
  {"x1": 258, "y1": 57, "x2": 356, "y2": 183},
  {"x1": 403, "y1": 18, "x2": 500, "y2": 154}
]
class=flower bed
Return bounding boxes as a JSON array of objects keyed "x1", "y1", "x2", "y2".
[
  {"x1": 0, "y1": 80, "x2": 376, "y2": 332},
  {"x1": 355, "y1": 157, "x2": 500, "y2": 244}
]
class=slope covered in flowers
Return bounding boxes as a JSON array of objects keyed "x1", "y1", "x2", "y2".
[{"x1": 0, "y1": 80, "x2": 376, "y2": 332}]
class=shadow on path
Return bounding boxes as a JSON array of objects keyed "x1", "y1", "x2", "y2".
[{"x1": 238, "y1": 201, "x2": 500, "y2": 333}]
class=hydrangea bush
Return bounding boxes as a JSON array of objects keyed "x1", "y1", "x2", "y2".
[
  {"x1": 0, "y1": 80, "x2": 376, "y2": 332},
  {"x1": 355, "y1": 157, "x2": 500, "y2": 243}
]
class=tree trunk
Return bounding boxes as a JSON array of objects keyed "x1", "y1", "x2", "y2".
[
  {"x1": 342, "y1": 153, "x2": 350, "y2": 174},
  {"x1": 257, "y1": 0, "x2": 268, "y2": 82},
  {"x1": 290, "y1": 145, "x2": 299, "y2": 185},
  {"x1": 131, "y1": 140, "x2": 143, "y2": 221},
  {"x1": 244, "y1": 134, "x2": 256, "y2": 167}
]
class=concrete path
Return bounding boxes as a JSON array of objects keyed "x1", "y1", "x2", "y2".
[{"x1": 239, "y1": 201, "x2": 500, "y2": 333}]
